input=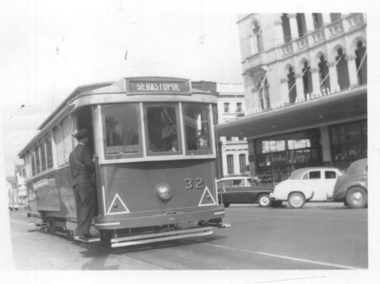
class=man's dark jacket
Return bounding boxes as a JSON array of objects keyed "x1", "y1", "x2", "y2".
[{"x1": 69, "y1": 143, "x2": 95, "y2": 187}]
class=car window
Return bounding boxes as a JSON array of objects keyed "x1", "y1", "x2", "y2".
[
  {"x1": 309, "y1": 171, "x2": 321, "y2": 179},
  {"x1": 220, "y1": 180, "x2": 232, "y2": 187},
  {"x1": 246, "y1": 178, "x2": 254, "y2": 186},
  {"x1": 232, "y1": 179, "x2": 243, "y2": 186},
  {"x1": 325, "y1": 171, "x2": 336, "y2": 179},
  {"x1": 302, "y1": 172, "x2": 309, "y2": 180}
]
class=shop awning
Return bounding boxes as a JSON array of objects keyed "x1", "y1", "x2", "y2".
[{"x1": 216, "y1": 86, "x2": 367, "y2": 139}]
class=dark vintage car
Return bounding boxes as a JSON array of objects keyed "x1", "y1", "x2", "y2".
[
  {"x1": 216, "y1": 177, "x2": 282, "y2": 208},
  {"x1": 333, "y1": 158, "x2": 368, "y2": 208}
]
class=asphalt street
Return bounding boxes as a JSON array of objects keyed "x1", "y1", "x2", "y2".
[{"x1": 7, "y1": 202, "x2": 368, "y2": 272}]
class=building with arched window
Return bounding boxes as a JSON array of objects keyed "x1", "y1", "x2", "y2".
[
  {"x1": 218, "y1": 13, "x2": 367, "y2": 184},
  {"x1": 217, "y1": 83, "x2": 249, "y2": 177},
  {"x1": 191, "y1": 81, "x2": 248, "y2": 178}
]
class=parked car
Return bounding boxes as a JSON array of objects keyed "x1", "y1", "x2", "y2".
[
  {"x1": 333, "y1": 158, "x2": 368, "y2": 208},
  {"x1": 269, "y1": 167, "x2": 343, "y2": 209},
  {"x1": 216, "y1": 177, "x2": 282, "y2": 208}
]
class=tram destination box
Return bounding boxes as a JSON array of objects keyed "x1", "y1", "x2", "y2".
[{"x1": 126, "y1": 78, "x2": 190, "y2": 95}]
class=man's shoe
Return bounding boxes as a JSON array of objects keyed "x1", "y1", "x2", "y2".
[
  {"x1": 73, "y1": 232, "x2": 90, "y2": 241},
  {"x1": 82, "y1": 233, "x2": 95, "y2": 240}
]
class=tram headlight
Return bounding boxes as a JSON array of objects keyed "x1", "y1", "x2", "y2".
[{"x1": 155, "y1": 183, "x2": 172, "y2": 203}]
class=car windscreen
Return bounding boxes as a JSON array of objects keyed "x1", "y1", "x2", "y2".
[
  {"x1": 288, "y1": 169, "x2": 305, "y2": 180},
  {"x1": 346, "y1": 159, "x2": 367, "y2": 175}
]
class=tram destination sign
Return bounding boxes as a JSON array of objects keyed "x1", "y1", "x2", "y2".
[{"x1": 126, "y1": 79, "x2": 190, "y2": 94}]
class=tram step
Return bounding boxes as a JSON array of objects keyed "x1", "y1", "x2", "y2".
[
  {"x1": 73, "y1": 235, "x2": 101, "y2": 243},
  {"x1": 110, "y1": 226, "x2": 214, "y2": 248}
]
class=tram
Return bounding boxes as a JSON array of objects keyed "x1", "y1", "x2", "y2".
[{"x1": 19, "y1": 77, "x2": 229, "y2": 247}]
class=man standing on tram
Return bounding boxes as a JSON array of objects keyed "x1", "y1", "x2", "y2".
[{"x1": 69, "y1": 129, "x2": 97, "y2": 241}]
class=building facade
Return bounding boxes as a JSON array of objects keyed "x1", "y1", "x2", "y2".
[
  {"x1": 217, "y1": 83, "x2": 249, "y2": 177},
  {"x1": 191, "y1": 81, "x2": 248, "y2": 178},
  {"x1": 218, "y1": 13, "x2": 367, "y2": 184}
]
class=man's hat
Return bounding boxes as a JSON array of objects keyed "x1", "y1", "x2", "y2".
[{"x1": 74, "y1": 129, "x2": 88, "y2": 140}]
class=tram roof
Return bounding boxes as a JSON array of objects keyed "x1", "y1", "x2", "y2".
[
  {"x1": 19, "y1": 77, "x2": 215, "y2": 157},
  {"x1": 216, "y1": 85, "x2": 367, "y2": 140}
]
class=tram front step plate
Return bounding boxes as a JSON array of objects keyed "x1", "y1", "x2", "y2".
[{"x1": 111, "y1": 227, "x2": 214, "y2": 248}]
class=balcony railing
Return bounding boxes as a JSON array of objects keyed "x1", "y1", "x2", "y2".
[{"x1": 279, "y1": 14, "x2": 365, "y2": 57}]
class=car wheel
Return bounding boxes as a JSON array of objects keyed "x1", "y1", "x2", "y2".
[
  {"x1": 258, "y1": 194, "x2": 271, "y2": 207},
  {"x1": 345, "y1": 187, "x2": 367, "y2": 208},
  {"x1": 223, "y1": 202, "x2": 231, "y2": 208},
  {"x1": 271, "y1": 200, "x2": 283, "y2": 208},
  {"x1": 288, "y1": 192, "x2": 305, "y2": 209}
]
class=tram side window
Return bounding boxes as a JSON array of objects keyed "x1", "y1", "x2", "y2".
[
  {"x1": 183, "y1": 104, "x2": 210, "y2": 151},
  {"x1": 45, "y1": 133, "x2": 54, "y2": 169},
  {"x1": 104, "y1": 104, "x2": 141, "y2": 156},
  {"x1": 39, "y1": 139, "x2": 47, "y2": 172},
  {"x1": 54, "y1": 126, "x2": 65, "y2": 166},
  {"x1": 63, "y1": 116, "x2": 75, "y2": 163},
  {"x1": 146, "y1": 103, "x2": 179, "y2": 153},
  {"x1": 34, "y1": 144, "x2": 41, "y2": 174},
  {"x1": 24, "y1": 152, "x2": 32, "y2": 179},
  {"x1": 31, "y1": 151, "x2": 36, "y2": 176}
]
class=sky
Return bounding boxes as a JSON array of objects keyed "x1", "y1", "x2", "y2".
[
  {"x1": 0, "y1": 0, "x2": 245, "y2": 177},
  {"x1": 1, "y1": 0, "x2": 379, "y2": 178}
]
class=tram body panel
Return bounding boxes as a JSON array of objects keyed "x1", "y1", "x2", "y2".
[
  {"x1": 55, "y1": 166, "x2": 76, "y2": 218},
  {"x1": 28, "y1": 172, "x2": 61, "y2": 213},
  {"x1": 26, "y1": 167, "x2": 76, "y2": 218},
  {"x1": 102, "y1": 160, "x2": 217, "y2": 214}
]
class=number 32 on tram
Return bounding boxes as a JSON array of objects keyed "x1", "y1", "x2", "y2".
[{"x1": 19, "y1": 77, "x2": 230, "y2": 248}]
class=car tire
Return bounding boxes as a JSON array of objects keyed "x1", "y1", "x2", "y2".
[
  {"x1": 288, "y1": 192, "x2": 305, "y2": 209},
  {"x1": 223, "y1": 202, "x2": 231, "y2": 208},
  {"x1": 258, "y1": 194, "x2": 271, "y2": 207},
  {"x1": 345, "y1": 187, "x2": 367, "y2": 209},
  {"x1": 271, "y1": 200, "x2": 283, "y2": 208}
]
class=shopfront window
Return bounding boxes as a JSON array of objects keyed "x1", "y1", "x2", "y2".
[
  {"x1": 255, "y1": 129, "x2": 321, "y2": 184},
  {"x1": 330, "y1": 120, "x2": 367, "y2": 170}
]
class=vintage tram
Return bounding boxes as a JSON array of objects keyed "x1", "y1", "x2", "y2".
[{"x1": 19, "y1": 77, "x2": 229, "y2": 247}]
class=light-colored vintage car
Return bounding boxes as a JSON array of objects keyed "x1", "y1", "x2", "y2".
[{"x1": 269, "y1": 167, "x2": 343, "y2": 209}]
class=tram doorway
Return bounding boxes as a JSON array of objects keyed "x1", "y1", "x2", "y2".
[{"x1": 76, "y1": 106, "x2": 95, "y2": 154}]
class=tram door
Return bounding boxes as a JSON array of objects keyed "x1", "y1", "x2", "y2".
[
  {"x1": 75, "y1": 106, "x2": 100, "y2": 215},
  {"x1": 76, "y1": 106, "x2": 95, "y2": 154}
]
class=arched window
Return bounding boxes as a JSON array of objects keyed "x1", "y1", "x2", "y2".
[
  {"x1": 330, "y1": 13, "x2": 342, "y2": 22},
  {"x1": 355, "y1": 41, "x2": 367, "y2": 85},
  {"x1": 257, "y1": 76, "x2": 270, "y2": 110},
  {"x1": 318, "y1": 55, "x2": 330, "y2": 92},
  {"x1": 287, "y1": 67, "x2": 297, "y2": 103},
  {"x1": 296, "y1": 13, "x2": 307, "y2": 37},
  {"x1": 227, "y1": 154, "x2": 234, "y2": 174},
  {"x1": 281, "y1": 14, "x2": 291, "y2": 43},
  {"x1": 252, "y1": 20, "x2": 263, "y2": 53},
  {"x1": 312, "y1": 13, "x2": 323, "y2": 29},
  {"x1": 239, "y1": 154, "x2": 246, "y2": 174},
  {"x1": 336, "y1": 48, "x2": 350, "y2": 91},
  {"x1": 302, "y1": 61, "x2": 313, "y2": 97}
]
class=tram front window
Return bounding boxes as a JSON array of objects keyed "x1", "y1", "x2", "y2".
[
  {"x1": 103, "y1": 104, "x2": 141, "y2": 156},
  {"x1": 146, "y1": 103, "x2": 179, "y2": 153},
  {"x1": 183, "y1": 104, "x2": 210, "y2": 151}
]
